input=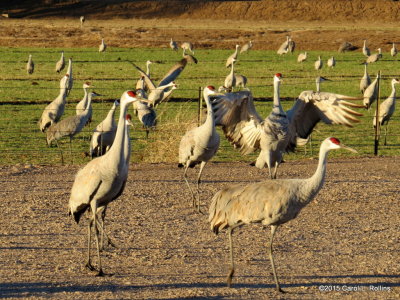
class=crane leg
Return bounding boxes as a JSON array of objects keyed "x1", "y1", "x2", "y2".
[
  {"x1": 69, "y1": 137, "x2": 74, "y2": 164},
  {"x1": 183, "y1": 163, "x2": 195, "y2": 204},
  {"x1": 272, "y1": 162, "x2": 279, "y2": 179},
  {"x1": 384, "y1": 125, "x2": 388, "y2": 146},
  {"x1": 195, "y1": 161, "x2": 207, "y2": 213},
  {"x1": 96, "y1": 207, "x2": 117, "y2": 251},
  {"x1": 268, "y1": 225, "x2": 284, "y2": 293},
  {"x1": 85, "y1": 218, "x2": 95, "y2": 271},
  {"x1": 226, "y1": 227, "x2": 235, "y2": 288},
  {"x1": 91, "y1": 201, "x2": 104, "y2": 276}
]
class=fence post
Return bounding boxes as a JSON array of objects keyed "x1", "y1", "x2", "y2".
[
  {"x1": 374, "y1": 71, "x2": 381, "y2": 156},
  {"x1": 198, "y1": 86, "x2": 203, "y2": 126}
]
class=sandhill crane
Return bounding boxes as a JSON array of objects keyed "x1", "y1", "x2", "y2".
[
  {"x1": 68, "y1": 90, "x2": 140, "y2": 276},
  {"x1": 226, "y1": 45, "x2": 240, "y2": 68},
  {"x1": 209, "y1": 137, "x2": 357, "y2": 292},
  {"x1": 55, "y1": 51, "x2": 65, "y2": 73},
  {"x1": 170, "y1": 38, "x2": 178, "y2": 51},
  {"x1": 135, "y1": 60, "x2": 153, "y2": 91},
  {"x1": 297, "y1": 52, "x2": 307, "y2": 63},
  {"x1": 99, "y1": 38, "x2": 106, "y2": 53},
  {"x1": 315, "y1": 76, "x2": 331, "y2": 93},
  {"x1": 338, "y1": 41, "x2": 357, "y2": 53},
  {"x1": 287, "y1": 37, "x2": 295, "y2": 54},
  {"x1": 390, "y1": 42, "x2": 397, "y2": 57},
  {"x1": 362, "y1": 40, "x2": 371, "y2": 57},
  {"x1": 76, "y1": 82, "x2": 91, "y2": 114},
  {"x1": 181, "y1": 41, "x2": 194, "y2": 55},
  {"x1": 234, "y1": 74, "x2": 247, "y2": 89},
  {"x1": 314, "y1": 55, "x2": 323, "y2": 70},
  {"x1": 26, "y1": 54, "x2": 34, "y2": 74},
  {"x1": 363, "y1": 74, "x2": 379, "y2": 109},
  {"x1": 38, "y1": 74, "x2": 69, "y2": 132},
  {"x1": 90, "y1": 100, "x2": 119, "y2": 158},
  {"x1": 240, "y1": 41, "x2": 252, "y2": 54},
  {"x1": 373, "y1": 78, "x2": 399, "y2": 145},
  {"x1": 64, "y1": 58, "x2": 73, "y2": 96},
  {"x1": 178, "y1": 86, "x2": 220, "y2": 212},
  {"x1": 360, "y1": 63, "x2": 371, "y2": 94},
  {"x1": 212, "y1": 77, "x2": 363, "y2": 178},
  {"x1": 365, "y1": 48, "x2": 382, "y2": 64},
  {"x1": 327, "y1": 56, "x2": 336, "y2": 68},
  {"x1": 80, "y1": 16, "x2": 85, "y2": 27},
  {"x1": 223, "y1": 58, "x2": 236, "y2": 93},
  {"x1": 277, "y1": 36, "x2": 290, "y2": 55},
  {"x1": 46, "y1": 91, "x2": 100, "y2": 156}
]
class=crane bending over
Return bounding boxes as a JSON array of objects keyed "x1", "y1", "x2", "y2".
[
  {"x1": 226, "y1": 45, "x2": 240, "y2": 68},
  {"x1": 38, "y1": 74, "x2": 69, "y2": 132},
  {"x1": 364, "y1": 48, "x2": 382, "y2": 64},
  {"x1": 55, "y1": 51, "x2": 65, "y2": 73},
  {"x1": 373, "y1": 78, "x2": 399, "y2": 145},
  {"x1": 240, "y1": 41, "x2": 252, "y2": 54},
  {"x1": 90, "y1": 100, "x2": 119, "y2": 158},
  {"x1": 360, "y1": 64, "x2": 371, "y2": 94},
  {"x1": 209, "y1": 137, "x2": 357, "y2": 292},
  {"x1": 178, "y1": 86, "x2": 220, "y2": 212},
  {"x1": 26, "y1": 54, "x2": 34, "y2": 74},
  {"x1": 212, "y1": 77, "x2": 363, "y2": 178},
  {"x1": 297, "y1": 52, "x2": 307, "y2": 63},
  {"x1": 181, "y1": 41, "x2": 194, "y2": 55},
  {"x1": 68, "y1": 90, "x2": 140, "y2": 276}
]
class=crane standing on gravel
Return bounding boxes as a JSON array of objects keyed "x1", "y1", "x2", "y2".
[{"x1": 209, "y1": 137, "x2": 357, "y2": 292}]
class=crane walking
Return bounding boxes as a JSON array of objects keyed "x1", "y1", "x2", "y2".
[
  {"x1": 68, "y1": 90, "x2": 140, "y2": 276},
  {"x1": 209, "y1": 137, "x2": 357, "y2": 292},
  {"x1": 178, "y1": 86, "x2": 220, "y2": 212}
]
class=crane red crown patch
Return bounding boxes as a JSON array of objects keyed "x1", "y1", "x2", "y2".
[
  {"x1": 275, "y1": 73, "x2": 282, "y2": 78},
  {"x1": 207, "y1": 86, "x2": 215, "y2": 90},
  {"x1": 329, "y1": 137, "x2": 340, "y2": 145},
  {"x1": 126, "y1": 114, "x2": 132, "y2": 120},
  {"x1": 127, "y1": 91, "x2": 136, "y2": 98}
]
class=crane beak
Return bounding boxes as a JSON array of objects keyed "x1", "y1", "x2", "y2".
[{"x1": 341, "y1": 144, "x2": 357, "y2": 153}]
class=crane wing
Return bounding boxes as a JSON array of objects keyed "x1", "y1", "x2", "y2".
[
  {"x1": 287, "y1": 91, "x2": 363, "y2": 146},
  {"x1": 132, "y1": 63, "x2": 156, "y2": 91},
  {"x1": 158, "y1": 58, "x2": 187, "y2": 87},
  {"x1": 212, "y1": 90, "x2": 264, "y2": 154}
]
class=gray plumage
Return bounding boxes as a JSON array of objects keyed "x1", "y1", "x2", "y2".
[
  {"x1": 38, "y1": 74, "x2": 69, "y2": 132},
  {"x1": 26, "y1": 54, "x2": 34, "y2": 74},
  {"x1": 55, "y1": 51, "x2": 65, "y2": 73},
  {"x1": 314, "y1": 55, "x2": 323, "y2": 70},
  {"x1": 240, "y1": 41, "x2": 252, "y2": 54},
  {"x1": 363, "y1": 74, "x2": 379, "y2": 109},
  {"x1": 209, "y1": 137, "x2": 357, "y2": 292},
  {"x1": 226, "y1": 44, "x2": 240, "y2": 68},
  {"x1": 338, "y1": 41, "x2": 357, "y2": 53},
  {"x1": 135, "y1": 60, "x2": 152, "y2": 91},
  {"x1": 80, "y1": 16, "x2": 85, "y2": 27},
  {"x1": 297, "y1": 52, "x2": 307, "y2": 63},
  {"x1": 212, "y1": 76, "x2": 363, "y2": 178},
  {"x1": 373, "y1": 78, "x2": 399, "y2": 145},
  {"x1": 224, "y1": 58, "x2": 236, "y2": 92},
  {"x1": 64, "y1": 58, "x2": 73, "y2": 96},
  {"x1": 178, "y1": 86, "x2": 220, "y2": 212},
  {"x1": 170, "y1": 38, "x2": 178, "y2": 51},
  {"x1": 46, "y1": 91, "x2": 98, "y2": 146},
  {"x1": 315, "y1": 76, "x2": 331, "y2": 93},
  {"x1": 181, "y1": 41, "x2": 194, "y2": 55},
  {"x1": 362, "y1": 40, "x2": 371, "y2": 57},
  {"x1": 99, "y1": 38, "x2": 106, "y2": 52},
  {"x1": 360, "y1": 64, "x2": 371, "y2": 94},
  {"x1": 277, "y1": 36, "x2": 290, "y2": 55},
  {"x1": 365, "y1": 48, "x2": 382, "y2": 64},
  {"x1": 134, "y1": 98, "x2": 157, "y2": 138},
  {"x1": 234, "y1": 74, "x2": 247, "y2": 89},
  {"x1": 90, "y1": 100, "x2": 119, "y2": 157},
  {"x1": 68, "y1": 90, "x2": 139, "y2": 276},
  {"x1": 76, "y1": 82, "x2": 91, "y2": 115}
]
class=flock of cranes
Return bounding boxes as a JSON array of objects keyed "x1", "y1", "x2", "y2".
[{"x1": 29, "y1": 31, "x2": 398, "y2": 292}]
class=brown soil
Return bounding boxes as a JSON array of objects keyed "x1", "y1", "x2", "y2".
[{"x1": 0, "y1": 157, "x2": 399, "y2": 299}]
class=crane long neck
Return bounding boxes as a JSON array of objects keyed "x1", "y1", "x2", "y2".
[
  {"x1": 316, "y1": 80, "x2": 321, "y2": 93},
  {"x1": 300, "y1": 145, "x2": 330, "y2": 205},
  {"x1": 82, "y1": 93, "x2": 92, "y2": 116},
  {"x1": 390, "y1": 81, "x2": 397, "y2": 99},
  {"x1": 272, "y1": 79, "x2": 284, "y2": 115},
  {"x1": 203, "y1": 92, "x2": 216, "y2": 130},
  {"x1": 123, "y1": 122, "x2": 132, "y2": 164}
]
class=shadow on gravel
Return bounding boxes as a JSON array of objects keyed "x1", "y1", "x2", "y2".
[{"x1": 1, "y1": 274, "x2": 399, "y2": 298}]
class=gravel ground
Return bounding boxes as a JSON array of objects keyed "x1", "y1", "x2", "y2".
[{"x1": 0, "y1": 156, "x2": 399, "y2": 299}]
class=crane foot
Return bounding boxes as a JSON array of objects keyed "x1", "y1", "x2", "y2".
[
  {"x1": 85, "y1": 262, "x2": 96, "y2": 272},
  {"x1": 226, "y1": 269, "x2": 234, "y2": 288}
]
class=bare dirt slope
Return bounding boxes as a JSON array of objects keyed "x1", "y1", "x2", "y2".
[{"x1": 0, "y1": 157, "x2": 399, "y2": 299}]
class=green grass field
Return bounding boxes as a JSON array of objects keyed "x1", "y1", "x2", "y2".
[{"x1": 0, "y1": 46, "x2": 399, "y2": 165}]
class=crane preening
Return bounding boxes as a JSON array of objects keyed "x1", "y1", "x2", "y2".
[{"x1": 209, "y1": 137, "x2": 357, "y2": 292}]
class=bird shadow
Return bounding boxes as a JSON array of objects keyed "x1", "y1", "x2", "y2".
[{"x1": 1, "y1": 274, "x2": 398, "y2": 298}]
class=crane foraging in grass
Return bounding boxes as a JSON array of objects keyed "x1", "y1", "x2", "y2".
[
  {"x1": 212, "y1": 74, "x2": 363, "y2": 179},
  {"x1": 178, "y1": 86, "x2": 220, "y2": 212},
  {"x1": 38, "y1": 74, "x2": 69, "y2": 132},
  {"x1": 373, "y1": 78, "x2": 399, "y2": 145},
  {"x1": 209, "y1": 137, "x2": 357, "y2": 292},
  {"x1": 68, "y1": 90, "x2": 140, "y2": 276}
]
